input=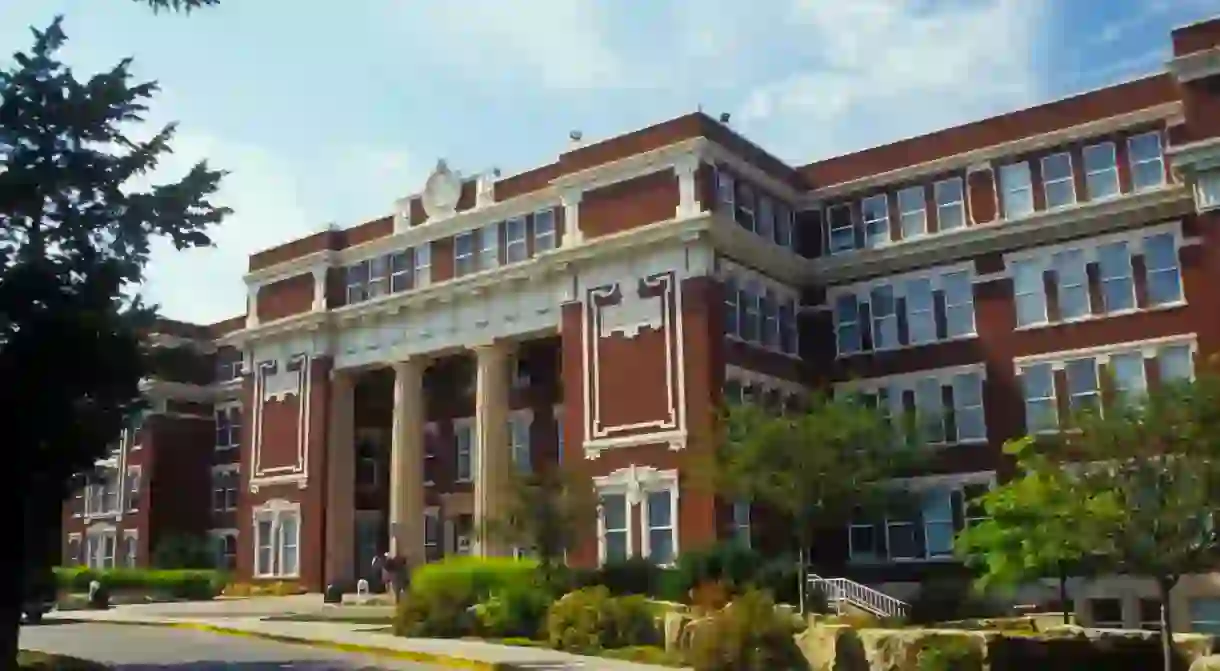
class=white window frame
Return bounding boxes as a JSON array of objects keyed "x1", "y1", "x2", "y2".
[
  {"x1": 1097, "y1": 241, "x2": 1136, "y2": 313},
  {"x1": 922, "y1": 488, "x2": 956, "y2": 558},
  {"x1": 508, "y1": 409, "x2": 532, "y2": 475},
  {"x1": 389, "y1": 250, "x2": 412, "y2": 293},
  {"x1": 735, "y1": 180, "x2": 756, "y2": 231},
  {"x1": 454, "y1": 231, "x2": 477, "y2": 277},
  {"x1": 215, "y1": 402, "x2": 241, "y2": 450},
  {"x1": 67, "y1": 534, "x2": 82, "y2": 566},
  {"x1": 252, "y1": 500, "x2": 301, "y2": 579},
  {"x1": 774, "y1": 201, "x2": 794, "y2": 248},
  {"x1": 642, "y1": 488, "x2": 678, "y2": 566},
  {"x1": 756, "y1": 194, "x2": 775, "y2": 240},
  {"x1": 478, "y1": 224, "x2": 499, "y2": 271},
  {"x1": 1083, "y1": 141, "x2": 1120, "y2": 200},
  {"x1": 345, "y1": 260, "x2": 369, "y2": 304},
  {"x1": 454, "y1": 417, "x2": 474, "y2": 483},
  {"x1": 826, "y1": 203, "x2": 855, "y2": 254},
  {"x1": 122, "y1": 530, "x2": 138, "y2": 568},
  {"x1": 1012, "y1": 258, "x2": 1048, "y2": 327},
  {"x1": 212, "y1": 464, "x2": 239, "y2": 513},
  {"x1": 934, "y1": 177, "x2": 965, "y2": 232},
  {"x1": 1158, "y1": 344, "x2": 1195, "y2": 382},
  {"x1": 740, "y1": 281, "x2": 761, "y2": 342},
  {"x1": 999, "y1": 161, "x2": 1035, "y2": 219},
  {"x1": 209, "y1": 529, "x2": 238, "y2": 571},
  {"x1": 126, "y1": 466, "x2": 141, "y2": 513},
  {"x1": 1053, "y1": 248, "x2": 1091, "y2": 320},
  {"x1": 896, "y1": 185, "x2": 926, "y2": 239},
  {"x1": 1109, "y1": 351, "x2": 1147, "y2": 403},
  {"x1": 1142, "y1": 232, "x2": 1183, "y2": 306},
  {"x1": 860, "y1": 194, "x2": 890, "y2": 249},
  {"x1": 716, "y1": 168, "x2": 735, "y2": 211},
  {"x1": 1040, "y1": 151, "x2": 1076, "y2": 209},
  {"x1": 367, "y1": 254, "x2": 389, "y2": 298},
  {"x1": 533, "y1": 209, "x2": 556, "y2": 252},
  {"x1": 505, "y1": 217, "x2": 528, "y2": 263},
  {"x1": 905, "y1": 277, "x2": 936, "y2": 345},
  {"x1": 942, "y1": 271, "x2": 976, "y2": 338},
  {"x1": 1127, "y1": 131, "x2": 1166, "y2": 192},
  {"x1": 952, "y1": 372, "x2": 987, "y2": 444},
  {"x1": 870, "y1": 284, "x2": 898, "y2": 350},
  {"x1": 914, "y1": 376, "x2": 946, "y2": 445},
  {"x1": 598, "y1": 493, "x2": 631, "y2": 566},
  {"x1": 761, "y1": 289, "x2": 780, "y2": 348},
  {"x1": 834, "y1": 294, "x2": 861, "y2": 356},
  {"x1": 723, "y1": 277, "x2": 739, "y2": 338},
  {"x1": 413, "y1": 243, "x2": 431, "y2": 288},
  {"x1": 1020, "y1": 362, "x2": 1059, "y2": 433},
  {"x1": 593, "y1": 466, "x2": 680, "y2": 567}
]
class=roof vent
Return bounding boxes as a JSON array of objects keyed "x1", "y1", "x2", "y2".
[
  {"x1": 719, "y1": 112, "x2": 731, "y2": 124},
  {"x1": 569, "y1": 129, "x2": 583, "y2": 147}
]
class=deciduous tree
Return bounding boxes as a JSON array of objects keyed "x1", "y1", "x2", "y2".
[{"x1": 1, "y1": 16, "x2": 227, "y2": 665}]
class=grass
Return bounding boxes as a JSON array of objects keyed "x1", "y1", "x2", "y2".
[
  {"x1": 266, "y1": 612, "x2": 394, "y2": 625},
  {"x1": 482, "y1": 638, "x2": 686, "y2": 667},
  {"x1": 18, "y1": 650, "x2": 109, "y2": 670}
]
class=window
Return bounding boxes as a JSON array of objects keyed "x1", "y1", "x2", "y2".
[
  {"x1": 1090, "y1": 598, "x2": 1123, "y2": 629},
  {"x1": 644, "y1": 490, "x2": 675, "y2": 565},
  {"x1": 1159, "y1": 345, "x2": 1194, "y2": 382},
  {"x1": 953, "y1": 372, "x2": 986, "y2": 442},
  {"x1": 740, "y1": 283, "x2": 760, "y2": 342},
  {"x1": 1140, "y1": 598, "x2": 1163, "y2": 631},
  {"x1": 101, "y1": 533, "x2": 116, "y2": 569},
  {"x1": 722, "y1": 277, "x2": 739, "y2": 337},
  {"x1": 962, "y1": 484, "x2": 989, "y2": 526},
  {"x1": 1053, "y1": 249, "x2": 1090, "y2": 320},
  {"x1": 861, "y1": 194, "x2": 889, "y2": 248},
  {"x1": 1097, "y1": 241, "x2": 1135, "y2": 312},
  {"x1": 914, "y1": 377, "x2": 946, "y2": 444},
  {"x1": 934, "y1": 177, "x2": 965, "y2": 232},
  {"x1": 215, "y1": 405, "x2": 241, "y2": 449},
  {"x1": 454, "y1": 419, "x2": 474, "y2": 483},
  {"x1": 897, "y1": 186, "x2": 926, "y2": 239},
  {"x1": 66, "y1": 538, "x2": 81, "y2": 566},
  {"x1": 424, "y1": 509, "x2": 441, "y2": 562},
  {"x1": 735, "y1": 181, "x2": 756, "y2": 231},
  {"x1": 505, "y1": 217, "x2": 528, "y2": 263},
  {"x1": 1065, "y1": 358, "x2": 1100, "y2": 414},
  {"x1": 554, "y1": 407, "x2": 565, "y2": 464},
  {"x1": 757, "y1": 195, "x2": 774, "y2": 240},
  {"x1": 886, "y1": 512, "x2": 919, "y2": 561},
  {"x1": 1128, "y1": 132, "x2": 1165, "y2": 191},
  {"x1": 761, "y1": 290, "x2": 779, "y2": 348},
  {"x1": 367, "y1": 255, "x2": 389, "y2": 298},
  {"x1": 1083, "y1": 142, "x2": 1120, "y2": 200},
  {"x1": 600, "y1": 494, "x2": 628, "y2": 564},
  {"x1": 215, "y1": 533, "x2": 237, "y2": 571},
  {"x1": 870, "y1": 285, "x2": 898, "y2": 350},
  {"x1": 72, "y1": 491, "x2": 83, "y2": 518},
  {"x1": 345, "y1": 261, "x2": 370, "y2": 304},
  {"x1": 533, "y1": 209, "x2": 556, "y2": 252},
  {"x1": 1189, "y1": 599, "x2": 1220, "y2": 635},
  {"x1": 834, "y1": 295, "x2": 861, "y2": 355},
  {"x1": 774, "y1": 202, "x2": 793, "y2": 248},
  {"x1": 716, "y1": 169, "x2": 735, "y2": 211},
  {"x1": 1143, "y1": 233, "x2": 1182, "y2": 306},
  {"x1": 509, "y1": 412, "x2": 532, "y2": 474},
  {"x1": 413, "y1": 243, "x2": 431, "y2": 288},
  {"x1": 212, "y1": 469, "x2": 238, "y2": 512},
  {"x1": 1110, "y1": 352, "x2": 1147, "y2": 403},
  {"x1": 1041, "y1": 152, "x2": 1076, "y2": 208},
  {"x1": 1197, "y1": 170, "x2": 1220, "y2": 211},
  {"x1": 389, "y1": 250, "x2": 411, "y2": 292},
  {"x1": 279, "y1": 515, "x2": 299, "y2": 577},
  {"x1": 905, "y1": 278, "x2": 936, "y2": 345},
  {"x1": 732, "y1": 501, "x2": 751, "y2": 547},
  {"x1": 355, "y1": 436, "x2": 380, "y2": 488},
  {"x1": 779, "y1": 300, "x2": 798, "y2": 356},
  {"x1": 923, "y1": 489, "x2": 955, "y2": 558},
  {"x1": 1013, "y1": 259, "x2": 1048, "y2": 327},
  {"x1": 827, "y1": 204, "x2": 855, "y2": 254},
  {"x1": 1021, "y1": 363, "x2": 1058, "y2": 432},
  {"x1": 126, "y1": 467, "x2": 140, "y2": 512},
  {"x1": 454, "y1": 232, "x2": 476, "y2": 277},
  {"x1": 123, "y1": 533, "x2": 138, "y2": 568},
  {"x1": 254, "y1": 506, "x2": 300, "y2": 578},
  {"x1": 849, "y1": 514, "x2": 879, "y2": 561},
  {"x1": 999, "y1": 162, "x2": 1034, "y2": 219},
  {"x1": 942, "y1": 271, "x2": 975, "y2": 338},
  {"x1": 478, "y1": 225, "x2": 499, "y2": 271}
]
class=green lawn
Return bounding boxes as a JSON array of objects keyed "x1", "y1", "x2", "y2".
[{"x1": 18, "y1": 650, "x2": 109, "y2": 670}]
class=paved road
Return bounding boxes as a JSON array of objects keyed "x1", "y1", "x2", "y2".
[{"x1": 19, "y1": 622, "x2": 447, "y2": 670}]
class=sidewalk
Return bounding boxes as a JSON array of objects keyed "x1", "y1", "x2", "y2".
[{"x1": 49, "y1": 608, "x2": 689, "y2": 671}]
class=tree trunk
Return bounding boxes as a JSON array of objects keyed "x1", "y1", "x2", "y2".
[
  {"x1": 0, "y1": 601, "x2": 18, "y2": 671},
  {"x1": 3, "y1": 493, "x2": 28, "y2": 668},
  {"x1": 1158, "y1": 576, "x2": 1176, "y2": 671},
  {"x1": 1058, "y1": 561, "x2": 1070, "y2": 625}
]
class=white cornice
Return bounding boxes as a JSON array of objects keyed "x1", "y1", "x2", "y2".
[
  {"x1": 1168, "y1": 46, "x2": 1220, "y2": 83},
  {"x1": 139, "y1": 378, "x2": 216, "y2": 403},
  {"x1": 708, "y1": 213, "x2": 809, "y2": 286},
  {"x1": 247, "y1": 249, "x2": 337, "y2": 287},
  {"x1": 811, "y1": 185, "x2": 1194, "y2": 285},
  {"x1": 551, "y1": 137, "x2": 706, "y2": 193},
  {"x1": 802, "y1": 102, "x2": 1184, "y2": 204},
  {"x1": 1167, "y1": 135, "x2": 1220, "y2": 174}
]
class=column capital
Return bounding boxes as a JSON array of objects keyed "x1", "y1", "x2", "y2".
[
  {"x1": 471, "y1": 339, "x2": 515, "y2": 359},
  {"x1": 392, "y1": 355, "x2": 430, "y2": 376}
]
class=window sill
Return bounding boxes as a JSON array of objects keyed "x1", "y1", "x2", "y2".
[
  {"x1": 836, "y1": 332, "x2": 979, "y2": 360},
  {"x1": 1013, "y1": 300, "x2": 1187, "y2": 332},
  {"x1": 253, "y1": 573, "x2": 300, "y2": 580},
  {"x1": 215, "y1": 444, "x2": 240, "y2": 452},
  {"x1": 725, "y1": 335, "x2": 801, "y2": 360}
]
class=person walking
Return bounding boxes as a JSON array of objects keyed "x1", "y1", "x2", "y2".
[{"x1": 384, "y1": 552, "x2": 410, "y2": 604}]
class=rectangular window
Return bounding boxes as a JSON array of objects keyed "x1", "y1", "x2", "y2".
[
  {"x1": 367, "y1": 255, "x2": 389, "y2": 299},
  {"x1": 905, "y1": 278, "x2": 936, "y2": 345},
  {"x1": 953, "y1": 372, "x2": 986, "y2": 442},
  {"x1": 454, "y1": 232, "x2": 476, "y2": 277},
  {"x1": 774, "y1": 202, "x2": 793, "y2": 248},
  {"x1": 756, "y1": 194, "x2": 775, "y2": 240},
  {"x1": 942, "y1": 271, "x2": 975, "y2": 338},
  {"x1": 1143, "y1": 233, "x2": 1182, "y2": 306},
  {"x1": 478, "y1": 224, "x2": 499, "y2": 271},
  {"x1": 870, "y1": 285, "x2": 898, "y2": 350},
  {"x1": 716, "y1": 169, "x2": 735, "y2": 211},
  {"x1": 780, "y1": 300, "x2": 798, "y2": 356},
  {"x1": 1098, "y1": 241, "x2": 1135, "y2": 312},
  {"x1": 886, "y1": 514, "x2": 919, "y2": 561},
  {"x1": 923, "y1": 489, "x2": 955, "y2": 557},
  {"x1": 212, "y1": 470, "x2": 237, "y2": 512},
  {"x1": 645, "y1": 490, "x2": 675, "y2": 565},
  {"x1": 1128, "y1": 132, "x2": 1165, "y2": 191},
  {"x1": 124, "y1": 534, "x2": 138, "y2": 568},
  {"x1": 509, "y1": 413, "x2": 532, "y2": 474},
  {"x1": 861, "y1": 194, "x2": 890, "y2": 248},
  {"x1": 999, "y1": 162, "x2": 1034, "y2": 219},
  {"x1": 255, "y1": 519, "x2": 273, "y2": 576},
  {"x1": 390, "y1": 250, "x2": 412, "y2": 293},
  {"x1": 1053, "y1": 249, "x2": 1091, "y2": 320},
  {"x1": 345, "y1": 261, "x2": 369, "y2": 304},
  {"x1": 1110, "y1": 352, "x2": 1147, "y2": 403},
  {"x1": 215, "y1": 534, "x2": 237, "y2": 571},
  {"x1": 505, "y1": 217, "x2": 528, "y2": 263},
  {"x1": 1190, "y1": 599, "x2": 1220, "y2": 635},
  {"x1": 1159, "y1": 345, "x2": 1194, "y2": 382},
  {"x1": 554, "y1": 408, "x2": 565, "y2": 464},
  {"x1": 835, "y1": 294, "x2": 861, "y2": 355},
  {"x1": 413, "y1": 243, "x2": 432, "y2": 288},
  {"x1": 1013, "y1": 259, "x2": 1048, "y2": 327},
  {"x1": 215, "y1": 405, "x2": 241, "y2": 449},
  {"x1": 101, "y1": 533, "x2": 116, "y2": 569},
  {"x1": 827, "y1": 204, "x2": 855, "y2": 254},
  {"x1": 1022, "y1": 363, "x2": 1058, "y2": 432},
  {"x1": 454, "y1": 420, "x2": 473, "y2": 482},
  {"x1": 934, "y1": 177, "x2": 965, "y2": 232},
  {"x1": 740, "y1": 283, "x2": 760, "y2": 342},
  {"x1": 127, "y1": 467, "x2": 140, "y2": 511},
  {"x1": 849, "y1": 518, "x2": 878, "y2": 561},
  {"x1": 1065, "y1": 358, "x2": 1100, "y2": 414},
  {"x1": 897, "y1": 186, "x2": 926, "y2": 239},
  {"x1": 915, "y1": 377, "x2": 946, "y2": 444},
  {"x1": 533, "y1": 209, "x2": 556, "y2": 252},
  {"x1": 732, "y1": 501, "x2": 751, "y2": 547},
  {"x1": 1084, "y1": 141, "x2": 1120, "y2": 200},
  {"x1": 601, "y1": 494, "x2": 628, "y2": 564},
  {"x1": 1041, "y1": 152, "x2": 1076, "y2": 209},
  {"x1": 424, "y1": 510, "x2": 441, "y2": 561},
  {"x1": 723, "y1": 277, "x2": 739, "y2": 337},
  {"x1": 735, "y1": 181, "x2": 756, "y2": 231},
  {"x1": 279, "y1": 514, "x2": 299, "y2": 577},
  {"x1": 761, "y1": 290, "x2": 780, "y2": 348}
]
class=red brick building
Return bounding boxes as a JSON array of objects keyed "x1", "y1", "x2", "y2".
[{"x1": 62, "y1": 15, "x2": 1220, "y2": 633}]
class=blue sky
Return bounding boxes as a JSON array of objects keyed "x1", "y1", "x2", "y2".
[{"x1": 2, "y1": 0, "x2": 1217, "y2": 324}]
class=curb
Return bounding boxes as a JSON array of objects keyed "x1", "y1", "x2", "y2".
[{"x1": 94, "y1": 620, "x2": 510, "y2": 670}]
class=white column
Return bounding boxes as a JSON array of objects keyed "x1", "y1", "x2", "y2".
[
  {"x1": 324, "y1": 369, "x2": 356, "y2": 587},
  {"x1": 473, "y1": 342, "x2": 512, "y2": 557},
  {"x1": 675, "y1": 153, "x2": 701, "y2": 218},
  {"x1": 389, "y1": 357, "x2": 427, "y2": 567},
  {"x1": 311, "y1": 267, "x2": 328, "y2": 312},
  {"x1": 246, "y1": 285, "x2": 260, "y2": 328},
  {"x1": 561, "y1": 189, "x2": 584, "y2": 247}
]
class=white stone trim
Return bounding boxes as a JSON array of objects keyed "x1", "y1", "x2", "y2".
[
  {"x1": 1011, "y1": 333, "x2": 1198, "y2": 373},
  {"x1": 715, "y1": 258, "x2": 800, "y2": 304},
  {"x1": 1169, "y1": 46, "x2": 1220, "y2": 84},
  {"x1": 724, "y1": 366, "x2": 808, "y2": 398},
  {"x1": 880, "y1": 469, "x2": 996, "y2": 491},
  {"x1": 824, "y1": 260, "x2": 975, "y2": 301},
  {"x1": 1002, "y1": 220, "x2": 1185, "y2": 266},
  {"x1": 803, "y1": 101, "x2": 1183, "y2": 201},
  {"x1": 593, "y1": 465, "x2": 680, "y2": 566},
  {"x1": 250, "y1": 354, "x2": 311, "y2": 490},
  {"x1": 251, "y1": 498, "x2": 302, "y2": 579},
  {"x1": 834, "y1": 363, "x2": 988, "y2": 394}
]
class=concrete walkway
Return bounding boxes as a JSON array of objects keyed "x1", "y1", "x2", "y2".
[{"x1": 47, "y1": 606, "x2": 689, "y2": 671}]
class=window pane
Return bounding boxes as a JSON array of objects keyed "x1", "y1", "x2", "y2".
[
  {"x1": 1111, "y1": 352, "x2": 1147, "y2": 401},
  {"x1": 1159, "y1": 345, "x2": 1194, "y2": 382},
  {"x1": 861, "y1": 194, "x2": 889, "y2": 248},
  {"x1": 906, "y1": 279, "x2": 936, "y2": 344},
  {"x1": 1144, "y1": 233, "x2": 1182, "y2": 305},
  {"x1": 1042, "y1": 153, "x2": 1076, "y2": 208},
  {"x1": 850, "y1": 525, "x2": 876, "y2": 557},
  {"x1": 605, "y1": 532, "x2": 628, "y2": 562},
  {"x1": 648, "y1": 530, "x2": 674, "y2": 564},
  {"x1": 1013, "y1": 260, "x2": 1047, "y2": 326},
  {"x1": 942, "y1": 272, "x2": 975, "y2": 338},
  {"x1": 646, "y1": 491, "x2": 671, "y2": 528},
  {"x1": 1129, "y1": 133, "x2": 1165, "y2": 191},
  {"x1": 1084, "y1": 143, "x2": 1119, "y2": 199},
  {"x1": 870, "y1": 285, "x2": 898, "y2": 349},
  {"x1": 1053, "y1": 250, "x2": 1090, "y2": 319},
  {"x1": 1066, "y1": 358, "x2": 1099, "y2": 411},
  {"x1": 1098, "y1": 242, "x2": 1134, "y2": 312},
  {"x1": 1000, "y1": 162, "x2": 1034, "y2": 218},
  {"x1": 897, "y1": 186, "x2": 926, "y2": 238},
  {"x1": 934, "y1": 178, "x2": 965, "y2": 232},
  {"x1": 602, "y1": 494, "x2": 626, "y2": 530},
  {"x1": 827, "y1": 205, "x2": 855, "y2": 253}
]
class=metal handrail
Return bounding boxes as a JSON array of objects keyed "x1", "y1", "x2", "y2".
[{"x1": 807, "y1": 573, "x2": 909, "y2": 618}]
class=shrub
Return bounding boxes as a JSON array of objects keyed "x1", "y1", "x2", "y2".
[
  {"x1": 906, "y1": 577, "x2": 1009, "y2": 626},
  {"x1": 17, "y1": 651, "x2": 110, "y2": 670},
  {"x1": 685, "y1": 588, "x2": 806, "y2": 671},
  {"x1": 473, "y1": 581, "x2": 552, "y2": 639},
  {"x1": 410, "y1": 556, "x2": 537, "y2": 605},
  {"x1": 54, "y1": 567, "x2": 225, "y2": 600},
  {"x1": 152, "y1": 534, "x2": 216, "y2": 569},
  {"x1": 545, "y1": 586, "x2": 660, "y2": 653},
  {"x1": 594, "y1": 557, "x2": 665, "y2": 597},
  {"x1": 673, "y1": 543, "x2": 763, "y2": 596},
  {"x1": 394, "y1": 580, "x2": 477, "y2": 638},
  {"x1": 221, "y1": 580, "x2": 304, "y2": 597},
  {"x1": 916, "y1": 634, "x2": 986, "y2": 671}
]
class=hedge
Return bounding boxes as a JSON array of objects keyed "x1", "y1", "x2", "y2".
[{"x1": 54, "y1": 567, "x2": 226, "y2": 600}]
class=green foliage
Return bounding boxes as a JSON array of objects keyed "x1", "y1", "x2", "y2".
[
  {"x1": 545, "y1": 586, "x2": 660, "y2": 653},
  {"x1": 17, "y1": 651, "x2": 109, "y2": 670},
  {"x1": 393, "y1": 582, "x2": 476, "y2": 638},
  {"x1": 591, "y1": 557, "x2": 668, "y2": 597},
  {"x1": 409, "y1": 556, "x2": 538, "y2": 604},
  {"x1": 905, "y1": 577, "x2": 1010, "y2": 626},
  {"x1": 152, "y1": 534, "x2": 216, "y2": 569},
  {"x1": 684, "y1": 588, "x2": 805, "y2": 671},
  {"x1": 472, "y1": 582, "x2": 552, "y2": 639},
  {"x1": 672, "y1": 542, "x2": 762, "y2": 595},
  {"x1": 480, "y1": 467, "x2": 598, "y2": 581},
  {"x1": 915, "y1": 634, "x2": 985, "y2": 671},
  {"x1": 53, "y1": 567, "x2": 224, "y2": 600}
]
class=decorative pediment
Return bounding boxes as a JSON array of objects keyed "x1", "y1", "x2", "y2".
[{"x1": 598, "y1": 283, "x2": 663, "y2": 339}]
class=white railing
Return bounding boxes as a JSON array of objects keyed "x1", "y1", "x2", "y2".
[{"x1": 807, "y1": 574, "x2": 909, "y2": 619}]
